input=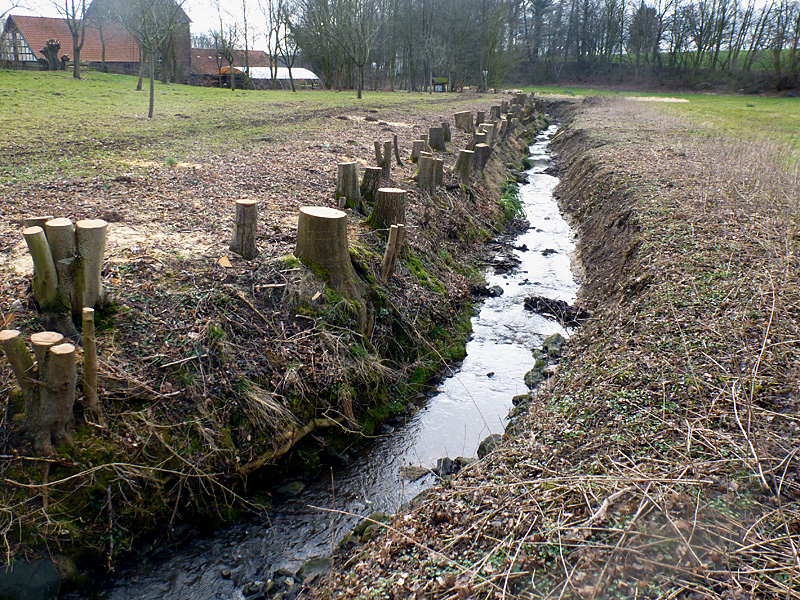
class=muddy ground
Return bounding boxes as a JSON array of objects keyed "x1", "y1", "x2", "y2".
[{"x1": 303, "y1": 98, "x2": 800, "y2": 599}]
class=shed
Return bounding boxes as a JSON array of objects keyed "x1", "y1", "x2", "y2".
[{"x1": 248, "y1": 67, "x2": 320, "y2": 90}]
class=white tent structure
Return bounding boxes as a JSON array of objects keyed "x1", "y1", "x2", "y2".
[{"x1": 248, "y1": 67, "x2": 319, "y2": 89}]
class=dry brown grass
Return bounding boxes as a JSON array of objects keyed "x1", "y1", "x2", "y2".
[{"x1": 306, "y1": 98, "x2": 800, "y2": 599}]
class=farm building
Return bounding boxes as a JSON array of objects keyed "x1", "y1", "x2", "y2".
[
  {"x1": 191, "y1": 48, "x2": 272, "y2": 87},
  {"x1": 248, "y1": 67, "x2": 320, "y2": 90},
  {"x1": 0, "y1": 0, "x2": 192, "y2": 83}
]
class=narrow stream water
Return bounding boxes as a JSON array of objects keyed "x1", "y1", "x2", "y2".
[{"x1": 83, "y1": 123, "x2": 576, "y2": 600}]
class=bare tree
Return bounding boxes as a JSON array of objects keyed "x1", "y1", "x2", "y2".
[
  {"x1": 114, "y1": 0, "x2": 188, "y2": 117},
  {"x1": 52, "y1": 0, "x2": 87, "y2": 79},
  {"x1": 212, "y1": 21, "x2": 239, "y2": 89}
]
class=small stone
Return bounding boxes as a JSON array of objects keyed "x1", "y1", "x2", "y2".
[
  {"x1": 275, "y1": 481, "x2": 305, "y2": 497},
  {"x1": 436, "y1": 457, "x2": 453, "y2": 476},
  {"x1": 221, "y1": 568, "x2": 232, "y2": 579},
  {"x1": 543, "y1": 332, "x2": 566, "y2": 358},
  {"x1": 486, "y1": 372, "x2": 495, "y2": 378},
  {"x1": 477, "y1": 434, "x2": 504, "y2": 458},
  {"x1": 296, "y1": 556, "x2": 332, "y2": 584}
]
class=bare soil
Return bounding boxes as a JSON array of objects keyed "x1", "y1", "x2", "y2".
[{"x1": 0, "y1": 92, "x2": 542, "y2": 574}]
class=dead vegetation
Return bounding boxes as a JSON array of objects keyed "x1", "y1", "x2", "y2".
[
  {"x1": 0, "y1": 92, "x2": 543, "y2": 573},
  {"x1": 304, "y1": 98, "x2": 800, "y2": 599}
]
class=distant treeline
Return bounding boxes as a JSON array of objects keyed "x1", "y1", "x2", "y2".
[{"x1": 288, "y1": 0, "x2": 800, "y2": 93}]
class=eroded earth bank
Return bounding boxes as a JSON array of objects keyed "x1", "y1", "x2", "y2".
[{"x1": 303, "y1": 98, "x2": 800, "y2": 599}]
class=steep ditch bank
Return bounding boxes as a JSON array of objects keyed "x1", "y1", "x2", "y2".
[
  {"x1": 0, "y1": 97, "x2": 551, "y2": 596},
  {"x1": 304, "y1": 97, "x2": 800, "y2": 599}
]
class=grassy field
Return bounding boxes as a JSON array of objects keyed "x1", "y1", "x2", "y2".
[
  {"x1": 0, "y1": 69, "x2": 475, "y2": 184},
  {"x1": 524, "y1": 85, "x2": 800, "y2": 149}
]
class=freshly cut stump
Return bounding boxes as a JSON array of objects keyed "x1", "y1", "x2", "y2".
[
  {"x1": 44, "y1": 218, "x2": 78, "y2": 316},
  {"x1": 22, "y1": 226, "x2": 59, "y2": 311},
  {"x1": 454, "y1": 150, "x2": 474, "y2": 185},
  {"x1": 76, "y1": 219, "x2": 108, "y2": 310},
  {"x1": 366, "y1": 188, "x2": 407, "y2": 231},
  {"x1": 418, "y1": 156, "x2": 435, "y2": 194},
  {"x1": 23, "y1": 216, "x2": 54, "y2": 229},
  {"x1": 229, "y1": 200, "x2": 259, "y2": 259},
  {"x1": 37, "y1": 342, "x2": 77, "y2": 454},
  {"x1": 411, "y1": 140, "x2": 424, "y2": 163},
  {"x1": 335, "y1": 162, "x2": 361, "y2": 211},
  {"x1": 429, "y1": 127, "x2": 446, "y2": 151},
  {"x1": 0, "y1": 329, "x2": 36, "y2": 402},
  {"x1": 474, "y1": 143, "x2": 493, "y2": 172},
  {"x1": 360, "y1": 166, "x2": 383, "y2": 205},
  {"x1": 295, "y1": 207, "x2": 357, "y2": 294}
]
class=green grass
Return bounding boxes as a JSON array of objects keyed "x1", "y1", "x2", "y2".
[
  {"x1": 522, "y1": 84, "x2": 800, "y2": 149},
  {"x1": 0, "y1": 69, "x2": 487, "y2": 184}
]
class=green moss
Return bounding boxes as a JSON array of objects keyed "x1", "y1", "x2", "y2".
[{"x1": 404, "y1": 251, "x2": 447, "y2": 295}]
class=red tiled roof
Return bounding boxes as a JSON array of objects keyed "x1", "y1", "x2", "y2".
[
  {"x1": 191, "y1": 48, "x2": 271, "y2": 74},
  {"x1": 9, "y1": 15, "x2": 139, "y2": 63}
]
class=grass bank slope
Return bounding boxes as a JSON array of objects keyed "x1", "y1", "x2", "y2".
[
  {"x1": 0, "y1": 70, "x2": 545, "y2": 580},
  {"x1": 307, "y1": 98, "x2": 800, "y2": 599}
]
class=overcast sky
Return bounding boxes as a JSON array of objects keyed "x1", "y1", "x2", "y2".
[{"x1": 4, "y1": 0, "x2": 271, "y2": 50}]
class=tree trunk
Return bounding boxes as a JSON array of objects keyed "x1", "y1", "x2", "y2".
[
  {"x1": 380, "y1": 224, "x2": 405, "y2": 282},
  {"x1": 72, "y1": 43, "x2": 81, "y2": 80},
  {"x1": 37, "y1": 341, "x2": 77, "y2": 455},
  {"x1": 411, "y1": 140, "x2": 424, "y2": 163},
  {"x1": 441, "y1": 121, "x2": 451, "y2": 142},
  {"x1": 474, "y1": 143, "x2": 492, "y2": 172},
  {"x1": 44, "y1": 218, "x2": 78, "y2": 319},
  {"x1": 76, "y1": 219, "x2": 108, "y2": 312},
  {"x1": 454, "y1": 149, "x2": 474, "y2": 186},
  {"x1": 365, "y1": 188, "x2": 407, "y2": 231},
  {"x1": 393, "y1": 134, "x2": 403, "y2": 166},
  {"x1": 360, "y1": 166, "x2": 383, "y2": 205},
  {"x1": 23, "y1": 216, "x2": 54, "y2": 229},
  {"x1": 433, "y1": 158, "x2": 444, "y2": 188},
  {"x1": 454, "y1": 111, "x2": 473, "y2": 132},
  {"x1": 22, "y1": 226, "x2": 60, "y2": 312},
  {"x1": 229, "y1": 200, "x2": 259, "y2": 259},
  {"x1": 382, "y1": 141, "x2": 393, "y2": 177},
  {"x1": 148, "y1": 52, "x2": 155, "y2": 118},
  {"x1": 468, "y1": 132, "x2": 487, "y2": 151},
  {"x1": 476, "y1": 111, "x2": 485, "y2": 127},
  {"x1": 0, "y1": 330, "x2": 36, "y2": 405},
  {"x1": 82, "y1": 308, "x2": 103, "y2": 424},
  {"x1": 336, "y1": 163, "x2": 363, "y2": 213},
  {"x1": 490, "y1": 105, "x2": 501, "y2": 119},
  {"x1": 428, "y1": 127, "x2": 446, "y2": 151},
  {"x1": 418, "y1": 155, "x2": 435, "y2": 194},
  {"x1": 295, "y1": 207, "x2": 357, "y2": 292}
]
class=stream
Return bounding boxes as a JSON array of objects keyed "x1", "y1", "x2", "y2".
[{"x1": 80, "y1": 123, "x2": 576, "y2": 600}]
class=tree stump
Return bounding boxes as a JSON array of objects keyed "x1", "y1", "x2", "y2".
[
  {"x1": 335, "y1": 162, "x2": 362, "y2": 212},
  {"x1": 82, "y1": 307, "x2": 104, "y2": 424},
  {"x1": 45, "y1": 218, "x2": 78, "y2": 317},
  {"x1": 474, "y1": 143, "x2": 493, "y2": 172},
  {"x1": 420, "y1": 134, "x2": 429, "y2": 152},
  {"x1": 411, "y1": 140, "x2": 424, "y2": 163},
  {"x1": 454, "y1": 111, "x2": 473, "y2": 133},
  {"x1": 23, "y1": 216, "x2": 54, "y2": 229},
  {"x1": 22, "y1": 226, "x2": 60, "y2": 312},
  {"x1": 490, "y1": 105, "x2": 501, "y2": 119},
  {"x1": 429, "y1": 126, "x2": 446, "y2": 151},
  {"x1": 365, "y1": 188, "x2": 407, "y2": 230},
  {"x1": 380, "y1": 224, "x2": 405, "y2": 282},
  {"x1": 296, "y1": 206, "x2": 357, "y2": 295},
  {"x1": 418, "y1": 155, "x2": 435, "y2": 194},
  {"x1": 31, "y1": 331, "x2": 64, "y2": 366},
  {"x1": 476, "y1": 111, "x2": 485, "y2": 127},
  {"x1": 37, "y1": 342, "x2": 77, "y2": 454},
  {"x1": 499, "y1": 117, "x2": 509, "y2": 139},
  {"x1": 393, "y1": 134, "x2": 403, "y2": 166},
  {"x1": 454, "y1": 150, "x2": 474, "y2": 185},
  {"x1": 482, "y1": 123, "x2": 496, "y2": 145},
  {"x1": 76, "y1": 219, "x2": 108, "y2": 311},
  {"x1": 441, "y1": 121, "x2": 452, "y2": 142},
  {"x1": 382, "y1": 141, "x2": 393, "y2": 177},
  {"x1": 374, "y1": 140, "x2": 383, "y2": 169},
  {"x1": 468, "y1": 132, "x2": 487, "y2": 151},
  {"x1": 360, "y1": 166, "x2": 383, "y2": 205},
  {"x1": 433, "y1": 158, "x2": 444, "y2": 188},
  {"x1": 0, "y1": 330, "x2": 36, "y2": 405},
  {"x1": 501, "y1": 100, "x2": 509, "y2": 113}
]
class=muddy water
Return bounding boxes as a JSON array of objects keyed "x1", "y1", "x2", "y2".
[{"x1": 85, "y1": 124, "x2": 575, "y2": 600}]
